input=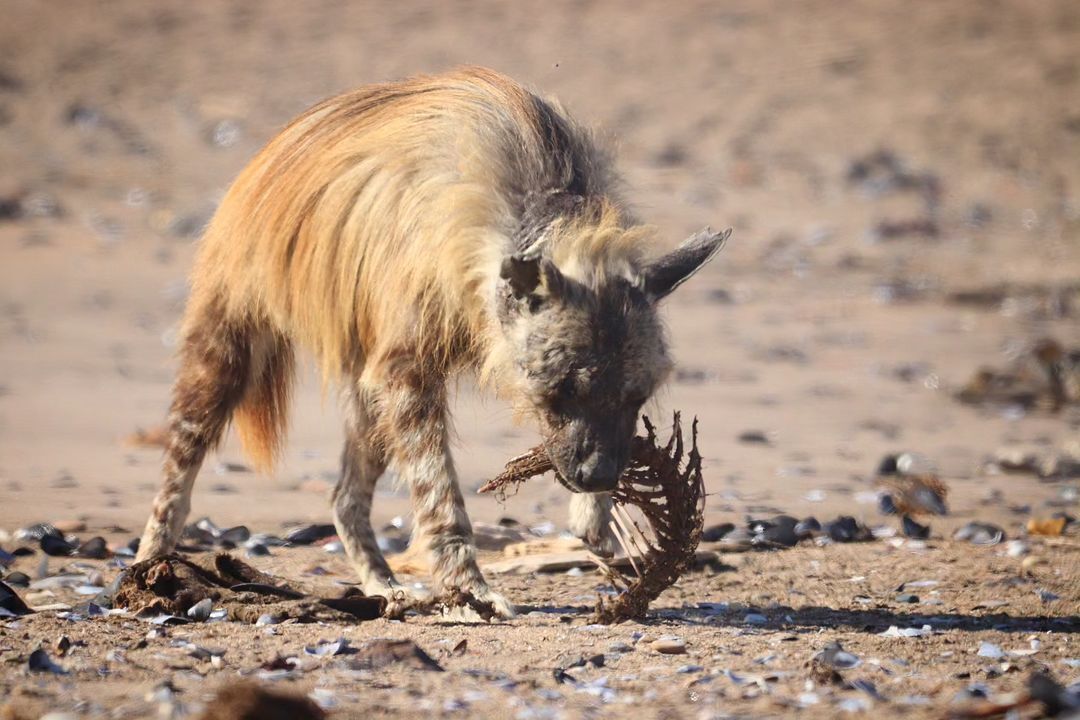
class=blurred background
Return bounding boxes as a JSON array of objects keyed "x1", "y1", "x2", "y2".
[{"x1": 1, "y1": 0, "x2": 1077, "y2": 537}]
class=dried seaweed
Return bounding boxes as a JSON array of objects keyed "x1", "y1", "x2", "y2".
[
  {"x1": 479, "y1": 413, "x2": 705, "y2": 622},
  {"x1": 114, "y1": 553, "x2": 385, "y2": 622},
  {"x1": 386, "y1": 588, "x2": 499, "y2": 622}
]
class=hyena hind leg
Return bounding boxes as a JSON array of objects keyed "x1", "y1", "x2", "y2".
[
  {"x1": 568, "y1": 492, "x2": 616, "y2": 558},
  {"x1": 136, "y1": 307, "x2": 259, "y2": 561},
  {"x1": 332, "y1": 385, "x2": 419, "y2": 605}
]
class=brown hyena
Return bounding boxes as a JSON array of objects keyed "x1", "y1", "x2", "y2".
[{"x1": 136, "y1": 67, "x2": 729, "y2": 617}]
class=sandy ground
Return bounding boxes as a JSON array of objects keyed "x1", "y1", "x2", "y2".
[{"x1": 1, "y1": 0, "x2": 1079, "y2": 717}]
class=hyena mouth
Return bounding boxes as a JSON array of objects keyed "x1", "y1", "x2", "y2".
[{"x1": 554, "y1": 471, "x2": 584, "y2": 493}]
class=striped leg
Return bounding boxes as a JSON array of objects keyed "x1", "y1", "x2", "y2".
[
  {"x1": 378, "y1": 370, "x2": 515, "y2": 617},
  {"x1": 332, "y1": 384, "x2": 413, "y2": 603},
  {"x1": 137, "y1": 309, "x2": 253, "y2": 561},
  {"x1": 569, "y1": 491, "x2": 616, "y2": 557}
]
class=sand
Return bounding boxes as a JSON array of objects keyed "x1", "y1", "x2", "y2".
[{"x1": 1, "y1": 0, "x2": 1078, "y2": 717}]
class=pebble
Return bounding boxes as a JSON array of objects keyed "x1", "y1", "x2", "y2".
[
  {"x1": 284, "y1": 524, "x2": 337, "y2": 545},
  {"x1": 737, "y1": 430, "x2": 770, "y2": 445},
  {"x1": 814, "y1": 641, "x2": 861, "y2": 670},
  {"x1": 902, "y1": 516, "x2": 930, "y2": 539},
  {"x1": 701, "y1": 523, "x2": 735, "y2": 542},
  {"x1": 1006, "y1": 540, "x2": 1029, "y2": 557},
  {"x1": 1021, "y1": 556, "x2": 1047, "y2": 573},
  {"x1": 651, "y1": 637, "x2": 687, "y2": 654},
  {"x1": 305, "y1": 638, "x2": 350, "y2": 657},
  {"x1": 824, "y1": 516, "x2": 873, "y2": 542},
  {"x1": 219, "y1": 525, "x2": 251, "y2": 545},
  {"x1": 0, "y1": 580, "x2": 32, "y2": 616},
  {"x1": 794, "y1": 517, "x2": 820, "y2": 539},
  {"x1": 376, "y1": 535, "x2": 408, "y2": 554},
  {"x1": 879, "y1": 625, "x2": 932, "y2": 638},
  {"x1": 953, "y1": 522, "x2": 1005, "y2": 545},
  {"x1": 16, "y1": 523, "x2": 61, "y2": 542},
  {"x1": 977, "y1": 642, "x2": 1004, "y2": 659},
  {"x1": 28, "y1": 648, "x2": 66, "y2": 674},
  {"x1": 676, "y1": 664, "x2": 704, "y2": 673},
  {"x1": 187, "y1": 598, "x2": 213, "y2": 621},
  {"x1": 40, "y1": 534, "x2": 77, "y2": 556},
  {"x1": 246, "y1": 543, "x2": 271, "y2": 557},
  {"x1": 760, "y1": 524, "x2": 798, "y2": 547},
  {"x1": 4, "y1": 571, "x2": 29, "y2": 587},
  {"x1": 896, "y1": 593, "x2": 919, "y2": 603},
  {"x1": 77, "y1": 536, "x2": 109, "y2": 559}
]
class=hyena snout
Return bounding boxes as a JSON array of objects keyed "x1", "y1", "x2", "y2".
[
  {"x1": 576, "y1": 451, "x2": 620, "y2": 492},
  {"x1": 549, "y1": 423, "x2": 629, "y2": 493}
]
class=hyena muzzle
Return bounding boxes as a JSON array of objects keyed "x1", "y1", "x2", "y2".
[{"x1": 136, "y1": 67, "x2": 729, "y2": 617}]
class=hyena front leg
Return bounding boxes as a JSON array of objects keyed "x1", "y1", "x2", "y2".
[
  {"x1": 137, "y1": 306, "x2": 253, "y2": 561},
  {"x1": 378, "y1": 371, "x2": 515, "y2": 618},
  {"x1": 569, "y1": 492, "x2": 616, "y2": 558},
  {"x1": 333, "y1": 384, "x2": 420, "y2": 607}
]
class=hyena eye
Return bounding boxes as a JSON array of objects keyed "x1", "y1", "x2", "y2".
[{"x1": 547, "y1": 376, "x2": 576, "y2": 414}]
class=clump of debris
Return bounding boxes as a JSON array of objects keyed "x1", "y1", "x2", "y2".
[
  {"x1": 480, "y1": 413, "x2": 705, "y2": 623},
  {"x1": 113, "y1": 552, "x2": 385, "y2": 623},
  {"x1": 955, "y1": 337, "x2": 1080, "y2": 413}
]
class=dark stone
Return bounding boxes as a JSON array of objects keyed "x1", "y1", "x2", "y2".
[
  {"x1": 794, "y1": 517, "x2": 820, "y2": 539},
  {"x1": 77, "y1": 536, "x2": 109, "y2": 559},
  {"x1": 901, "y1": 515, "x2": 930, "y2": 539},
  {"x1": 760, "y1": 523, "x2": 798, "y2": 547},
  {"x1": 284, "y1": 524, "x2": 337, "y2": 545},
  {"x1": 877, "y1": 454, "x2": 900, "y2": 475},
  {"x1": 40, "y1": 534, "x2": 76, "y2": 557},
  {"x1": 879, "y1": 493, "x2": 899, "y2": 515},
  {"x1": 3, "y1": 571, "x2": 30, "y2": 587},
  {"x1": 825, "y1": 516, "x2": 873, "y2": 543},
  {"x1": 0, "y1": 580, "x2": 33, "y2": 615},
  {"x1": 17, "y1": 523, "x2": 62, "y2": 541},
  {"x1": 246, "y1": 543, "x2": 271, "y2": 557},
  {"x1": 701, "y1": 523, "x2": 735, "y2": 542},
  {"x1": 737, "y1": 430, "x2": 770, "y2": 444},
  {"x1": 770, "y1": 515, "x2": 799, "y2": 529}
]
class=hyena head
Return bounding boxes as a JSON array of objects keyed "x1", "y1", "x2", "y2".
[{"x1": 498, "y1": 227, "x2": 730, "y2": 492}]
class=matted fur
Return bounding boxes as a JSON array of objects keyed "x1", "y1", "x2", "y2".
[{"x1": 137, "y1": 67, "x2": 727, "y2": 617}]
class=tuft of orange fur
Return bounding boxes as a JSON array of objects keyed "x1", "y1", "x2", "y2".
[{"x1": 232, "y1": 331, "x2": 295, "y2": 472}]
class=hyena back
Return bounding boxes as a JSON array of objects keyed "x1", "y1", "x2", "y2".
[{"x1": 137, "y1": 67, "x2": 728, "y2": 616}]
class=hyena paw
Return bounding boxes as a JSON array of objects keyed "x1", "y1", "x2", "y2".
[
  {"x1": 457, "y1": 583, "x2": 516, "y2": 621},
  {"x1": 134, "y1": 529, "x2": 172, "y2": 563},
  {"x1": 568, "y1": 492, "x2": 616, "y2": 558}
]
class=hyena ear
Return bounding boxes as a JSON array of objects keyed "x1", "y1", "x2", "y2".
[
  {"x1": 642, "y1": 227, "x2": 732, "y2": 301},
  {"x1": 501, "y1": 254, "x2": 542, "y2": 298},
  {"x1": 501, "y1": 252, "x2": 572, "y2": 308}
]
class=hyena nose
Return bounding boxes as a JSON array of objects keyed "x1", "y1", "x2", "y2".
[{"x1": 577, "y1": 452, "x2": 619, "y2": 492}]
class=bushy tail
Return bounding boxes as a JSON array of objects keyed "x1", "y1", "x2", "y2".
[{"x1": 233, "y1": 331, "x2": 295, "y2": 473}]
